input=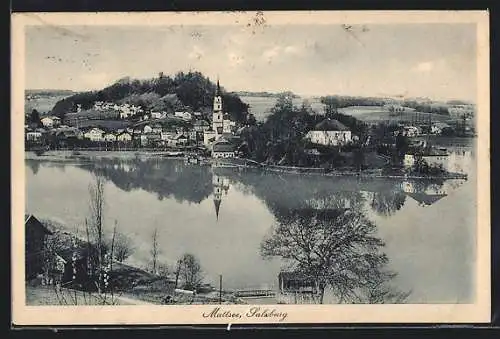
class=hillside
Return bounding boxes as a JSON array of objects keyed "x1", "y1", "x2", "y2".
[
  {"x1": 26, "y1": 89, "x2": 75, "y2": 97},
  {"x1": 51, "y1": 72, "x2": 249, "y2": 123}
]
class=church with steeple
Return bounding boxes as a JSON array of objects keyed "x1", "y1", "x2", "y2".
[{"x1": 203, "y1": 79, "x2": 236, "y2": 147}]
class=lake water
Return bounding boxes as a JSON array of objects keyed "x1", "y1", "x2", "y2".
[{"x1": 25, "y1": 141, "x2": 476, "y2": 303}]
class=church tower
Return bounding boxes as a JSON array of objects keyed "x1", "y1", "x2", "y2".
[{"x1": 213, "y1": 79, "x2": 224, "y2": 137}]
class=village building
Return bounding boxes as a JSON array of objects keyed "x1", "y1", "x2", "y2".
[
  {"x1": 212, "y1": 140, "x2": 236, "y2": 158},
  {"x1": 142, "y1": 124, "x2": 153, "y2": 134},
  {"x1": 168, "y1": 133, "x2": 188, "y2": 147},
  {"x1": 117, "y1": 131, "x2": 133, "y2": 142},
  {"x1": 203, "y1": 130, "x2": 217, "y2": 146},
  {"x1": 305, "y1": 118, "x2": 352, "y2": 146},
  {"x1": 431, "y1": 122, "x2": 453, "y2": 135},
  {"x1": 83, "y1": 128, "x2": 105, "y2": 142},
  {"x1": 103, "y1": 132, "x2": 117, "y2": 142},
  {"x1": 40, "y1": 116, "x2": 61, "y2": 128},
  {"x1": 276, "y1": 271, "x2": 318, "y2": 304},
  {"x1": 151, "y1": 111, "x2": 166, "y2": 120},
  {"x1": 152, "y1": 123, "x2": 163, "y2": 134},
  {"x1": 174, "y1": 111, "x2": 193, "y2": 121},
  {"x1": 403, "y1": 125, "x2": 421, "y2": 137},
  {"x1": 26, "y1": 130, "x2": 43, "y2": 142},
  {"x1": 403, "y1": 148, "x2": 448, "y2": 169},
  {"x1": 193, "y1": 120, "x2": 210, "y2": 132},
  {"x1": 25, "y1": 214, "x2": 53, "y2": 279}
]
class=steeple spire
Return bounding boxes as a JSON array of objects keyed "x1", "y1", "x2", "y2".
[
  {"x1": 216, "y1": 77, "x2": 221, "y2": 96},
  {"x1": 214, "y1": 198, "x2": 221, "y2": 221}
]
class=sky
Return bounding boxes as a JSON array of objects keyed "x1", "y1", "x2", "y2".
[{"x1": 25, "y1": 23, "x2": 477, "y2": 101}]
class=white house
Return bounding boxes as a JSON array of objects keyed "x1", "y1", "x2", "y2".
[
  {"x1": 403, "y1": 149, "x2": 449, "y2": 169},
  {"x1": 152, "y1": 124, "x2": 163, "y2": 134},
  {"x1": 150, "y1": 111, "x2": 166, "y2": 119},
  {"x1": 161, "y1": 131, "x2": 177, "y2": 141},
  {"x1": 40, "y1": 116, "x2": 56, "y2": 128},
  {"x1": 212, "y1": 141, "x2": 236, "y2": 158},
  {"x1": 83, "y1": 128, "x2": 105, "y2": 142},
  {"x1": 404, "y1": 126, "x2": 421, "y2": 137},
  {"x1": 117, "y1": 132, "x2": 132, "y2": 142},
  {"x1": 431, "y1": 122, "x2": 452, "y2": 135},
  {"x1": 174, "y1": 111, "x2": 192, "y2": 121},
  {"x1": 103, "y1": 133, "x2": 117, "y2": 142},
  {"x1": 305, "y1": 119, "x2": 352, "y2": 146},
  {"x1": 143, "y1": 125, "x2": 153, "y2": 134},
  {"x1": 26, "y1": 131, "x2": 43, "y2": 141}
]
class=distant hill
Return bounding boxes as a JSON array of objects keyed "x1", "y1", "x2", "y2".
[
  {"x1": 234, "y1": 90, "x2": 300, "y2": 98},
  {"x1": 26, "y1": 89, "x2": 75, "y2": 97},
  {"x1": 50, "y1": 72, "x2": 250, "y2": 124}
]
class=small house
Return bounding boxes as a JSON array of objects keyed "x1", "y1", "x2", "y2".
[
  {"x1": 403, "y1": 148, "x2": 448, "y2": 169},
  {"x1": 194, "y1": 120, "x2": 210, "y2": 132},
  {"x1": 152, "y1": 124, "x2": 163, "y2": 134},
  {"x1": 104, "y1": 133, "x2": 117, "y2": 142},
  {"x1": 25, "y1": 214, "x2": 53, "y2": 279},
  {"x1": 431, "y1": 122, "x2": 452, "y2": 135},
  {"x1": 83, "y1": 128, "x2": 105, "y2": 142},
  {"x1": 117, "y1": 132, "x2": 133, "y2": 143},
  {"x1": 26, "y1": 130, "x2": 43, "y2": 142},
  {"x1": 40, "y1": 117, "x2": 55, "y2": 128},
  {"x1": 143, "y1": 125, "x2": 153, "y2": 134}
]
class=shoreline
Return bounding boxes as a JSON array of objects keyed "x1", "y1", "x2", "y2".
[{"x1": 26, "y1": 150, "x2": 468, "y2": 180}]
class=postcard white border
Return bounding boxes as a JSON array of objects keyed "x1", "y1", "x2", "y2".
[{"x1": 11, "y1": 10, "x2": 490, "y2": 325}]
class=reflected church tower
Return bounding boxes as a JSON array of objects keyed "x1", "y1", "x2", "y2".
[{"x1": 212, "y1": 172, "x2": 230, "y2": 221}]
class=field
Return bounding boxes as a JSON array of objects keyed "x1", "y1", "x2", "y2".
[
  {"x1": 240, "y1": 95, "x2": 324, "y2": 121},
  {"x1": 25, "y1": 95, "x2": 69, "y2": 115},
  {"x1": 241, "y1": 96, "x2": 458, "y2": 125},
  {"x1": 338, "y1": 105, "x2": 456, "y2": 124}
]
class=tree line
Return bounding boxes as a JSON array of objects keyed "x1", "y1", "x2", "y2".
[{"x1": 50, "y1": 71, "x2": 250, "y2": 124}]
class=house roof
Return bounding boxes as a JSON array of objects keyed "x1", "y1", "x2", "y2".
[
  {"x1": 173, "y1": 134, "x2": 187, "y2": 140},
  {"x1": 314, "y1": 118, "x2": 349, "y2": 131},
  {"x1": 194, "y1": 120, "x2": 210, "y2": 126},
  {"x1": 25, "y1": 214, "x2": 53, "y2": 235},
  {"x1": 212, "y1": 141, "x2": 235, "y2": 152},
  {"x1": 278, "y1": 271, "x2": 314, "y2": 283},
  {"x1": 407, "y1": 192, "x2": 447, "y2": 206},
  {"x1": 433, "y1": 122, "x2": 451, "y2": 129}
]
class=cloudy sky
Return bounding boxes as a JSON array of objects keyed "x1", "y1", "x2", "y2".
[{"x1": 25, "y1": 23, "x2": 477, "y2": 101}]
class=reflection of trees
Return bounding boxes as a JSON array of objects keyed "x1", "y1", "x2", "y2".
[
  {"x1": 80, "y1": 158, "x2": 213, "y2": 204},
  {"x1": 261, "y1": 207, "x2": 410, "y2": 304},
  {"x1": 370, "y1": 191, "x2": 406, "y2": 217},
  {"x1": 26, "y1": 160, "x2": 41, "y2": 175}
]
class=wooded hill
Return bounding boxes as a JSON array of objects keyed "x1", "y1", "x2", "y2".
[{"x1": 51, "y1": 71, "x2": 250, "y2": 123}]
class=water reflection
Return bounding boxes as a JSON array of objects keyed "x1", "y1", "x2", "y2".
[
  {"x1": 25, "y1": 150, "x2": 472, "y2": 302},
  {"x1": 261, "y1": 205, "x2": 410, "y2": 304}
]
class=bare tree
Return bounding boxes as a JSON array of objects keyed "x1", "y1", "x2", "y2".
[
  {"x1": 178, "y1": 253, "x2": 203, "y2": 291},
  {"x1": 113, "y1": 232, "x2": 134, "y2": 262},
  {"x1": 261, "y1": 207, "x2": 409, "y2": 304},
  {"x1": 88, "y1": 175, "x2": 106, "y2": 293},
  {"x1": 151, "y1": 228, "x2": 159, "y2": 275}
]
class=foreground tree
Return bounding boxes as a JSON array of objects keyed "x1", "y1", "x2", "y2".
[
  {"x1": 113, "y1": 232, "x2": 134, "y2": 262},
  {"x1": 177, "y1": 253, "x2": 203, "y2": 291},
  {"x1": 261, "y1": 207, "x2": 409, "y2": 304}
]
